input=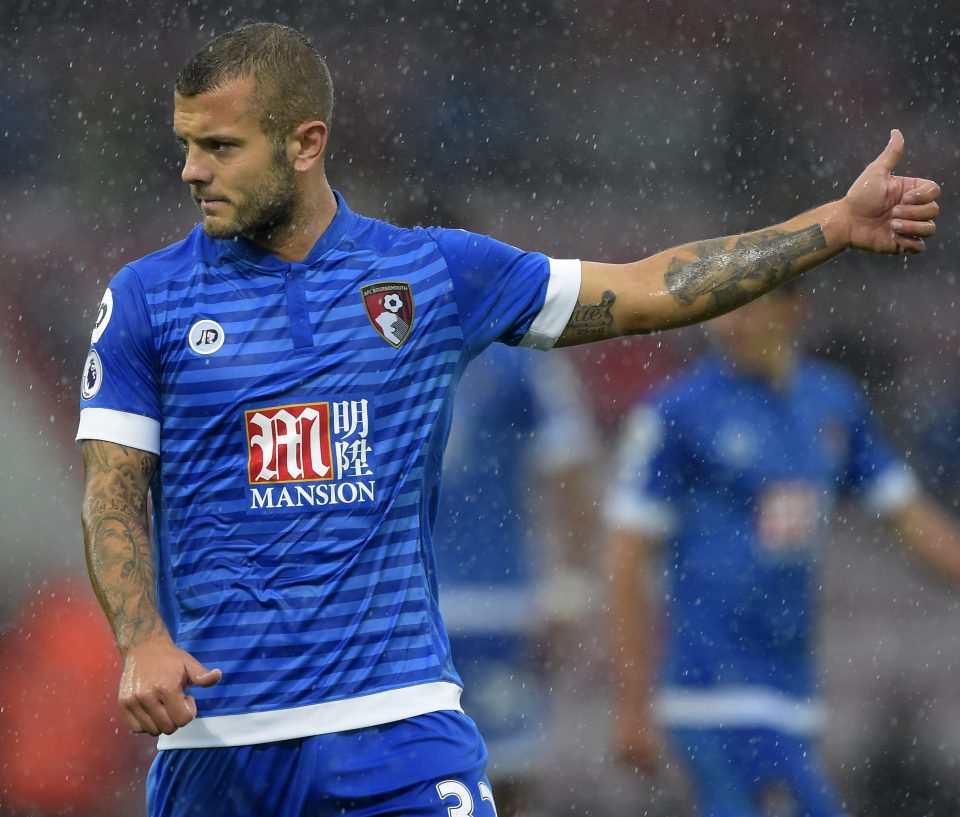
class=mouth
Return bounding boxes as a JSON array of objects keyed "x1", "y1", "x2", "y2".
[{"x1": 193, "y1": 191, "x2": 230, "y2": 212}]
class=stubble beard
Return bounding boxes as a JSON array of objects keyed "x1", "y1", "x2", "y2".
[{"x1": 200, "y1": 152, "x2": 299, "y2": 247}]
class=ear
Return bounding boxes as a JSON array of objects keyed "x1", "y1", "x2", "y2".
[{"x1": 290, "y1": 120, "x2": 328, "y2": 171}]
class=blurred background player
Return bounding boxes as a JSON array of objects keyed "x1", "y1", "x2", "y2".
[
  {"x1": 431, "y1": 342, "x2": 598, "y2": 817},
  {"x1": 604, "y1": 281, "x2": 960, "y2": 817}
]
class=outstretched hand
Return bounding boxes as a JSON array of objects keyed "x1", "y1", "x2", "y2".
[
  {"x1": 844, "y1": 129, "x2": 940, "y2": 254},
  {"x1": 118, "y1": 635, "x2": 222, "y2": 736}
]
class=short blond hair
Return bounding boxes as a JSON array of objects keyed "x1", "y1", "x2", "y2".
[{"x1": 175, "y1": 22, "x2": 333, "y2": 146}]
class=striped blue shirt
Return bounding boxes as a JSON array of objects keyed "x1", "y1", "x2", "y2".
[{"x1": 77, "y1": 193, "x2": 581, "y2": 748}]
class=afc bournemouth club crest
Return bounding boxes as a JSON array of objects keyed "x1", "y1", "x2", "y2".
[{"x1": 361, "y1": 281, "x2": 414, "y2": 348}]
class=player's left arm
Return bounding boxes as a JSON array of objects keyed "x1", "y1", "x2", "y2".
[
  {"x1": 886, "y1": 493, "x2": 960, "y2": 585},
  {"x1": 556, "y1": 129, "x2": 940, "y2": 347}
]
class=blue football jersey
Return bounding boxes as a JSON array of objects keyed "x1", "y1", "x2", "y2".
[
  {"x1": 77, "y1": 193, "x2": 581, "y2": 749},
  {"x1": 605, "y1": 354, "x2": 917, "y2": 734}
]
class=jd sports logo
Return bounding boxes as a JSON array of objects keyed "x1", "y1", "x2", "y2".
[{"x1": 189, "y1": 319, "x2": 225, "y2": 355}]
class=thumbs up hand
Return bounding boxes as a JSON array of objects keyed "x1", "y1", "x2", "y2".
[{"x1": 843, "y1": 129, "x2": 940, "y2": 254}]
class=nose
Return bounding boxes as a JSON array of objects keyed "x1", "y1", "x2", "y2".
[{"x1": 181, "y1": 146, "x2": 213, "y2": 186}]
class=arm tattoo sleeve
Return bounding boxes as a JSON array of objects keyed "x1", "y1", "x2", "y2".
[
  {"x1": 664, "y1": 224, "x2": 827, "y2": 310},
  {"x1": 81, "y1": 440, "x2": 163, "y2": 652}
]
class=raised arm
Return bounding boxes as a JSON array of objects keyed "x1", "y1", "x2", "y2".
[
  {"x1": 81, "y1": 439, "x2": 220, "y2": 736},
  {"x1": 558, "y1": 129, "x2": 940, "y2": 346}
]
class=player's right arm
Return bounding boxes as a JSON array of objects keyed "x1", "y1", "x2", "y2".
[
  {"x1": 81, "y1": 439, "x2": 221, "y2": 736},
  {"x1": 79, "y1": 268, "x2": 221, "y2": 736}
]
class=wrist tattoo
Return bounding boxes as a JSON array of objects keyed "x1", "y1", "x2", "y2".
[{"x1": 664, "y1": 225, "x2": 826, "y2": 310}]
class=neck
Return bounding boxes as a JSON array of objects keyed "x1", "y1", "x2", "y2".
[
  {"x1": 730, "y1": 345, "x2": 795, "y2": 388},
  {"x1": 250, "y1": 179, "x2": 338, "y2": 263}
]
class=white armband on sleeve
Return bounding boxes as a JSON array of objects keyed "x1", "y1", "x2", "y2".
[
  {"x1": 518, "y1": 258, "x2": 581, "y2": 350},
  {"x1": 76, "y1": 407, "x2": 161, "y2": 455}
]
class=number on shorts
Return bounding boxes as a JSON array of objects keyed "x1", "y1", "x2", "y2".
[
  {"x1": 479, "y1": 781, "x2": 498, "y2": 816},
  {"x1": 437, "y1": 780, "x2": 473, "y2": 817},
  {"x1": 436, "y1": 780, "x2": 498, "y2": 817}
]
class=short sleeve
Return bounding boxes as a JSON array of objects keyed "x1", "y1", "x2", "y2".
[
  {"x1": 76, "y1": 265, "x2": 161, "y2": 454},
  {"x1": 426, "y1": 227, "x2": 580, "y2": 356},
  {"x1": 840, "y1": 381, "x2": 918, "y2": 516},
  {"x1": 603, "y1": 403, "x2": 681, "y2": 539}
]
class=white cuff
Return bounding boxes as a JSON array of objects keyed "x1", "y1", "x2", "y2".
[
  {"x1": 76, "y1": 407, "x2": 161, "y2": 455},
  {"x1": 518, "y1": 258, "x2": 581, "y2": 350}
]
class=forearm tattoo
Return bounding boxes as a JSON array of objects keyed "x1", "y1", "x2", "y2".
[
  {"x1": 566, "y1": 290, "x2": 616, "y2": 338},
  {"x1": 81, "y1": 440, "x2": 163, "y2": 652},
  {"x1": 664, "y1": 224, "x2": 827, "y2": 311}
]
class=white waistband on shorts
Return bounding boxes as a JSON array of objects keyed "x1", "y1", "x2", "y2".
[{"x1": 157, "y1": 681, "x2": 464, "y2": 750}]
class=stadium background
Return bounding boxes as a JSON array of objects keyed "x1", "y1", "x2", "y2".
[{"x1": 1, "y1": 1, "x2": 958, "y2": 814}]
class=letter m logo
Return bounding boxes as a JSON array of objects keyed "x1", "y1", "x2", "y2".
[{"x1": 245, "y1": 402, "x2": 334, "y2": 484}]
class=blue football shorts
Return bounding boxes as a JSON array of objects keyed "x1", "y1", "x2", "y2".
[
  {"x1": 668, "y1": 726, "x2": 847, "y2": 817},
  {"x1": 147, "y1": 710, "x2": 498, "y2": 817}
]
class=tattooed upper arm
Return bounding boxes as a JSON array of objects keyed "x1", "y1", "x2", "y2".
[{"x1": 82, "y1": 439, "x2": 158, "y2": 512}]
